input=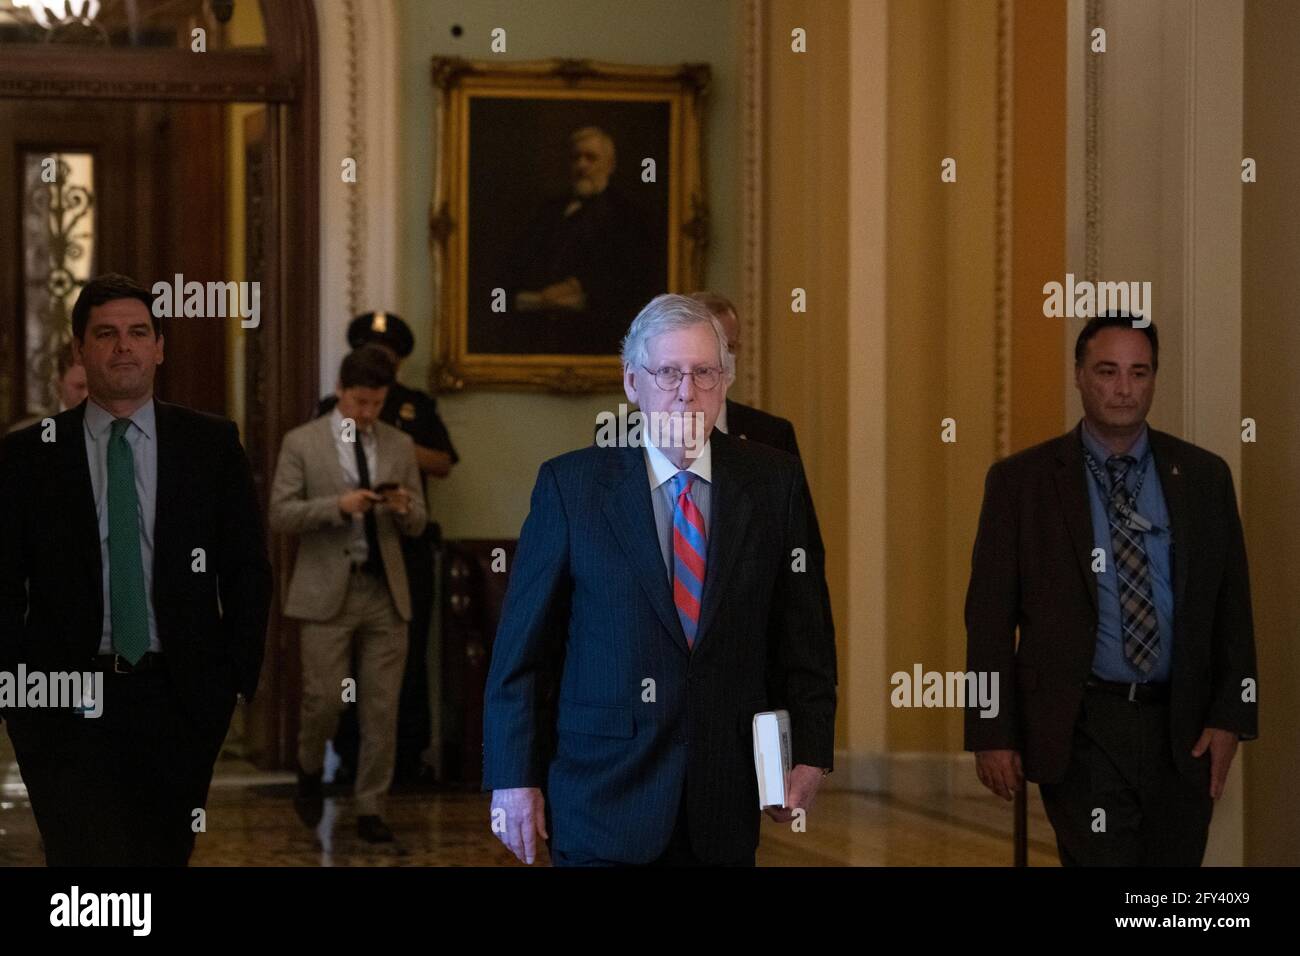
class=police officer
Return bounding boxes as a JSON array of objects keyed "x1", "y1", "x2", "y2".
[{"x1": 317, "y1": 311, "x2": 458, "y2": 785}]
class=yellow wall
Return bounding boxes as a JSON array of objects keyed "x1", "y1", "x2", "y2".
[
  {"x1": 764, "y1": 0, "x2": 851, "y2": 747},
  {"x1": 1242, "y1": 0, "x2": 1300, "y2": 866},
  {"x1": 883, "y1": 0, "x2": 1002, "y2": 752},
  {"x1": 766, "y1": 0, "x2": 1063, "y2": 757},
  {"x1": 1010, "y1": 0, "x2": 1066, "y2": 450}
]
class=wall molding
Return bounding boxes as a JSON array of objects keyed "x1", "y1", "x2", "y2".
[
  {"x1": 738, "y1": 0, "x2": 764, "y2": 404},
  {"x1": 315, "y1": 0, "x2": 400, "y2": 393},
  {"x1": 1084, "y1": 0, "x2": 1101, "y2": 285}
]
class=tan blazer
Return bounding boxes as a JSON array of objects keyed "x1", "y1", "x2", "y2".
[{"x1": 270, "y1": 415, "x2": 427, "y2": 622}]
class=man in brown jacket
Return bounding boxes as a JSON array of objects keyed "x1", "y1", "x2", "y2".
[
  {"x1": 965, "y1": 314, "x2": 1257, "y2": 866},
  {"x1": 271, "y1": 345, "x2": 426, "y2": 843}
]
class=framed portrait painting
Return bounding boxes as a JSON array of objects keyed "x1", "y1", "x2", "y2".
[{"x1": 429, "y1": 57, "x2": 710, "y2": 392}]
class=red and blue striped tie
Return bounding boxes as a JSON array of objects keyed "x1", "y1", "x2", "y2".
[{"x1": 671, "y1": 471, "x2": 707, "y2": 649}]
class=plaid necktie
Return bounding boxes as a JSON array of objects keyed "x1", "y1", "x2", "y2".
[
  {"x1": 670, "y1": 471, "x2": 707, "y2": 649},
  {"x1": 107, "y1": 418, "x2": 150, "y2": 664},
  {"x1": 1106, "y1": 455, "x2": 1159, "y2": 674}
]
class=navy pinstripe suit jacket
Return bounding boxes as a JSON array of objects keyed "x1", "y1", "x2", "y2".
[{"x1": 483, "y1": 429, "x2": 837, "y2": 864}]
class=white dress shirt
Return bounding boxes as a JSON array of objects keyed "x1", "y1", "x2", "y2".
[{"x1": 330, "y1": 408, "x2": 379, "y2": 565}]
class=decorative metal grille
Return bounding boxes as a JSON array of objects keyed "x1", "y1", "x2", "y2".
[{"x1": 22, "y1": 151, "x2": 94, "y2": 414}]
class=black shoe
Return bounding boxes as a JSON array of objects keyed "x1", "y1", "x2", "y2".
[
  {"x1": 294, "y1": 769, "x2": 324, "y2": 828},
  {"x1": 357, "y1": 815, "x2": 394, "y2": 843}
]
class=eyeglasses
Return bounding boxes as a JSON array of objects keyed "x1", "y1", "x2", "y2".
[{"x1": 642, "y1": 365, "x2": 722, "y2": 391}]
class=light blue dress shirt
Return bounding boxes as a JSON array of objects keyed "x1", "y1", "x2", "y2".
[
  {"x1": 83, "y1": 398, "x2": 162, "y2": 655},
  {"x1": 644, "y1": 439, "x2": 713, "y2": 581},
  {"x1": 1080, "y1": 420, "x2": 1173, "y2": 683}
]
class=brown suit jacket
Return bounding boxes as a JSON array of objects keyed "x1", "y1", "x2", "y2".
[
  {"x1": 964, "y1": 421, "x2": 1258, "y2": 784},
  {"x1": 269, "y1": 415, "x2": 426, "y2": 622}
]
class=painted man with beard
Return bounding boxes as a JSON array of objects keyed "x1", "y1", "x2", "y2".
[{"x1": 508, "y1": 126, "x2": 655, "y2": 355}]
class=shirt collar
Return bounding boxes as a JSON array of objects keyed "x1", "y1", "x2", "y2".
[
  {"x1": 1080, "y1": 417, "x2": 1148, "y2": 464},
  {"x1": 330, "y1": 406, "x2": 374, "y2": 439},
  {"x1": 644, "y1": 435, "x2": 712, "y2": 492},
  {"x1": 85, "y1": 396, "x2": 155, "y2": 441}
]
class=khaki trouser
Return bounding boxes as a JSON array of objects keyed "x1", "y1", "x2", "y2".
[{"x1": 297, "y1": 570, "x2": 407, "y2": 817}]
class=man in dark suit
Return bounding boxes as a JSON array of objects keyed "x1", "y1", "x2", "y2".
[
  {"x1": 687, "y1": 292, "x2": 804, "y2": 456},
  {"x1": 486, "y1": 293, "x2": 837, "y2": 866},
  {"x1": 965, "y1": 313, "x2": 1257, "y2": 866},
  {"x1": 0, "y1": 273, "x2": 272, "y2": 866},
  {"x1": 593, "y1": 291, "x2": 834, "y2": 639}
]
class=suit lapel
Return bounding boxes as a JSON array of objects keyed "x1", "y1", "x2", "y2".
[
  {"x1": 315, "y1": 414, "x2": 350, "y2": 493},
  {"x1": 1148, "y1": 429, "x2": 1189, "y2": 619},
  {"x1": 1052, "y1": 423, "x2": 1100, "y2": 614},
  {"x1": 694, "y1": 430, "x2": 753, "y2": 646},
  {"x1": 601, "y1": 445, "x2": 690, "y2": 656},
  {"x1": 152, "y1": 401, "x2": 182, "y2": 596}
]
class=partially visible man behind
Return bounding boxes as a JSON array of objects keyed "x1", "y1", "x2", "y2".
[
  {"x1": 485, "y1": 293, "x2": 836, "y2": 866},
  {"x1": 7, "y1": 341, "x2": 88, "y2": 433},
  {"x1": 686, "y1": 291, "x2": 834, "y2": 644},
  {"x1": 964, "y1": 313, "x2": 1257, "y2": 866},
  {"x1": 0, "y1": 273, "x2": 272, "y2": 865},
  {"x1": 595, "y1": 290, "x2": 836, "y2": 660}
]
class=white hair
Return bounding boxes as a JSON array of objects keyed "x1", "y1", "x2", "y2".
[
  {"x1": 620, "y1": 293, "x2": 736, "y2": 385},
  {"x1": 571, "y1": 125, "x2": 615, "y2": 156}
]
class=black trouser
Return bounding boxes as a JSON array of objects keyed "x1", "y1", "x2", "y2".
[
  {"x1": 8, "y1": 665, "x2": 231, "y2": 866},
  {"x1": 1039, "y1": 684, "x2": 1214, "y2": 866}
]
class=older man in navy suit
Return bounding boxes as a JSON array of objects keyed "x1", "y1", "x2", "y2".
[{"x1": 484, "y1": 294, "x2": 837, "y2": 866}]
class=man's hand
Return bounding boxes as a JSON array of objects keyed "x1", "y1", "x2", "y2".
[
  {"x1": 376, "y1": 486, "x2": 412, "y2": 515},
  {"x1": 975, "y1": 749, "x2": 1023, "y2": 801},
  {"x1": 1191, "y1": 727, "x2": 1239, "y2": 800},
  {"x1": 491, "y1": 787, "x2": 548, "y2": 864},
  {"x1": 538, "y1": 277, "x2": 587, "y2": 311},
  {"x1": 338, "y1": 489, "x2": 380, "y2": 515},
  {"x1": 764, "y1": 764, "x2": 825, "y2": 823}
]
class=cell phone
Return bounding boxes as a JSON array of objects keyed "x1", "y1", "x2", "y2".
[{"x1": 373, "y1": 482, "x2": 399, "y2": 494}]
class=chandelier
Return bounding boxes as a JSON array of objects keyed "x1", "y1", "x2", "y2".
[{"x1": 12, "y1": 0, "x2": 101, "y2": 30}]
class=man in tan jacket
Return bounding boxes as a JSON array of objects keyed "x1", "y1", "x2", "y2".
[{"x1": 271, "y1": 345, "x2": 426, "y2": 843}]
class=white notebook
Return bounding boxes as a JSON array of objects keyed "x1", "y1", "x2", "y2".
[{"x1": 752, "y1": 709, "x2": 792, "y2": 809}]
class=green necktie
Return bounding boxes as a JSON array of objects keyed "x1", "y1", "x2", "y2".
[{"x1": 108, "y1": 417, "x2": 150, "y2": 664}]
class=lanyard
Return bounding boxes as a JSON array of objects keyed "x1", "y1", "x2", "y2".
[{"x1": 1083, "y1": 447, "x2": 1156, "y2": 533}]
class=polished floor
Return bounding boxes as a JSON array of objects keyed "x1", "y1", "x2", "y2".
[{"x1": 0, "y1": 738, "x2": 1060, "y2": 867}]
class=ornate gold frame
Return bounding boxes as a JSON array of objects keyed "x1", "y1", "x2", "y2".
[{"x1": 428, "y1": 57, "x2": 710, "y2": 392}]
